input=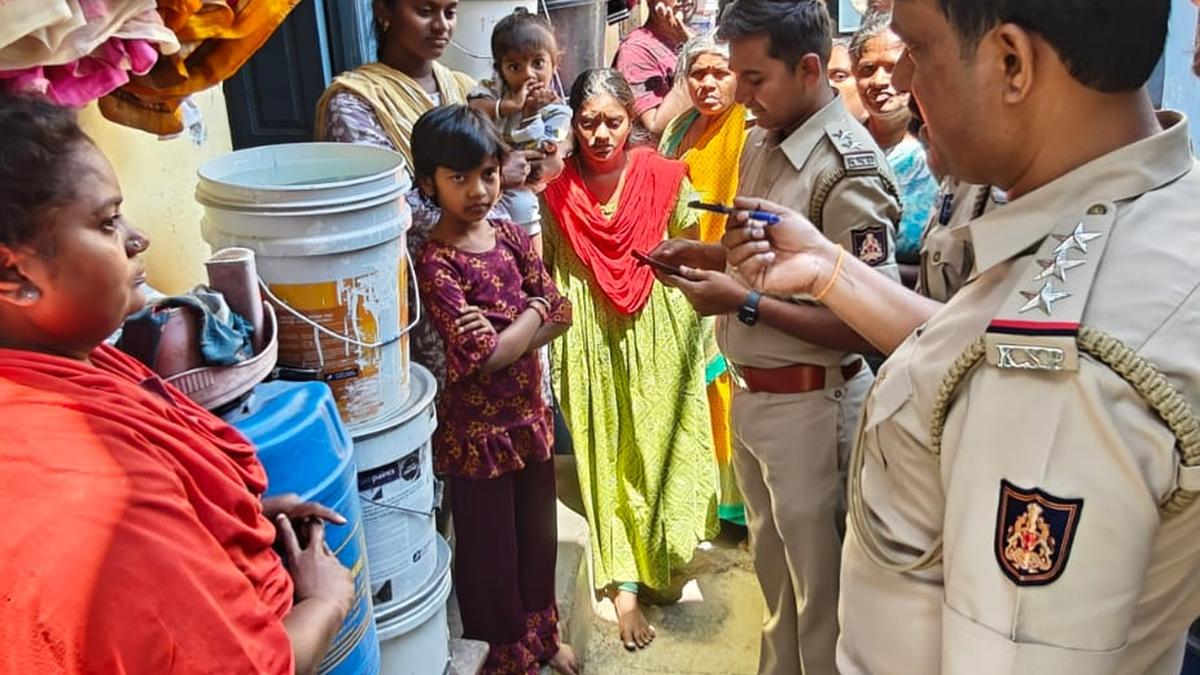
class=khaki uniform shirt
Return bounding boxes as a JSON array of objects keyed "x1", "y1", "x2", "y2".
[
  {"x1": 717, "y1": 96, "x2": 902, "y2": 370},
  {"x1": 838, "y1": 111, "x2": 1200, "y2": 675},
  {"x1": 917, "y1": 178, "x2": 1007, "y2": 302}
]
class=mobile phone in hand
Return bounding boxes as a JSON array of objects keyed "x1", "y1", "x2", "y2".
[{"x1": 632, "y1": 250, "x2": 683, "y2": 276}]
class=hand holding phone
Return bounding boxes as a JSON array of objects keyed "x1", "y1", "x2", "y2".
[{"x1": 632, "y1": 250, "x2": 683, "y2": 276}]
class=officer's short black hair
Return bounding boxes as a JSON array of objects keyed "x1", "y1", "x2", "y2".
[
  {"x1": 934, "y1": 0, "x2": 1170, "y2": 92},
  {"x1": 717, "y1": 0, "x2": 832, "y2": 69}
]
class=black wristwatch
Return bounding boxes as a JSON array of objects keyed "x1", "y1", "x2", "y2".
[{"x1": 738, "y1": 290, "x2": 763, "y2": 326}]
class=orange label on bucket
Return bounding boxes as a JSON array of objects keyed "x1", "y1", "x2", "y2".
[{"x1": 270, "y1": 267, "x2": 408, "y2": 426}]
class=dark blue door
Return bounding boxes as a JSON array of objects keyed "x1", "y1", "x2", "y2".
[{"x1": 224, "y1": 0, "x2": 375, "y2": 149}]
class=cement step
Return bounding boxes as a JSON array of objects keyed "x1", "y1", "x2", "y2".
[{"x1": 448, "y1": 638, "x2": 487, "y2": 675}]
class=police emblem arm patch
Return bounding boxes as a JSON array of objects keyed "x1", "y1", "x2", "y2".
[{"x1": 994, "y1": 480, "x2": 1083, "y2": 586}]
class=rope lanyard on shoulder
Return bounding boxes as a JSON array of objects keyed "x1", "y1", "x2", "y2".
[{"x1": 848, "y1": 202, "x2": 1200, "y2": 574}]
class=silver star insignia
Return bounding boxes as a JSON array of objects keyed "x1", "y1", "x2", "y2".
[
  {"x1": 1034, "y1": 250, "x2": 1087, "y2": 282},
  {"x1": 1052, "y1": 222, "x2": 1103, "y2": 255},
  {"x1": 832, "y1": 129, "x2": 860, "y2": 151},
  {"x1": 1019, "y1": 282, "x2": 1072, "y2": 315}
]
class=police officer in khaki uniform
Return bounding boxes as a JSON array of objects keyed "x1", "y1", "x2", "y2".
[
  {"x1": 722, "y1": 1, "x2": 1200, "y2": 673},
  {"x1": 916, "y1": 178, "x2": 1006, "y2": 302},
  {"x1": 650, "y1": 2, "x2": 901, "y2": 672}
]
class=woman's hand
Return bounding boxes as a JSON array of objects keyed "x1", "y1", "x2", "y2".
[
  {"x1": 648, "y1": 238, "x2": 727, "y2": 272},
  {"x1": 654, "y1": 1, "x2": 693, "y2": 43},
  {"x1": 263, "y1": 494, "x2": 347, "y2": 526},
  {"x1": 457, "y1": 306, "x2": 497, "y2": 337},
  {"x1": 277, "y1": 515, "x2": 354, "y2": 618},
  {"x1": 722, "y1": 196, "x2": 839, "y2": 297},
  {"x1": 501, "y1": 151, "x2": 535, "y2": 189}
]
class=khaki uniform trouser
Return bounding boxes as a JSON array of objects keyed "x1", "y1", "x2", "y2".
[{"x1": 731, "y1": 366, "x2": 872, "y2": 675}]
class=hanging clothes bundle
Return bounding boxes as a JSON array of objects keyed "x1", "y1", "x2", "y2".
[
  {"x1": 99, "y1": 0, "x2": 302, "y2": 135},
  {"x1": 0, "y1": 1, "x2": 180, "y2": 107}
]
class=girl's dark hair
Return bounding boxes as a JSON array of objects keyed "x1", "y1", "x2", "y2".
[
  {"x1": 0, "y1": 93, "x2": 92, "y2": 247},
  {"x1": 567, "y1": 68, "x2": 651, "y2": 147},
  {"x1": 491, "y1": 8, "x2": 558, "y2": 68},
  {"x1": 411, "y1": 105, "x2": 507, "y2": 182}
]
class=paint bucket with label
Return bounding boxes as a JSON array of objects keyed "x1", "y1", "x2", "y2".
[
  {"x1": 376, "y1": 536, "x2": 453, "y2": 675},
  {"x1": 224, "y1": 379, "x2": 380, "y2": 675},
  {"x1": 353, "y1": 363, "x2": 439, "y2": 612},
  {"x1": 198, "y1": 143, "x2": 415, "y2": 434}
]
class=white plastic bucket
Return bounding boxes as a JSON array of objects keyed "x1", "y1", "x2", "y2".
[
  {"x1": 354, "y1": 363, "x2": 439, "y2": 611},
  {"x1": 197, "y1": 143, "x2": 414, "y2": 433},
  {"x1": 376, "y1": 535, "x2": 453, "y2": 675}
]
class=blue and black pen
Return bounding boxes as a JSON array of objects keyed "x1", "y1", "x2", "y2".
[{"x1": 688, "y1": 200, "x2": 781, "y2": 226}]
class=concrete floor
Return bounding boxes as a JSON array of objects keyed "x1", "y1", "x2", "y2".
[
  {"x1": 580, "y1": 528, "x2": 762, "y2": 675},
  {"x1": 555, "y1": 456, "x2": 764, "y2": 675},
  {"x1": 447, "y1": 457, "x2": 764, "y2": 675}
]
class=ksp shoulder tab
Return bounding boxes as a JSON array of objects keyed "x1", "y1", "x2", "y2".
[
  {"x1": 824, "y1": 123, "x2": 878, "y2": 174},
  {"x1": 809, "y1": 123, "x2": 900, "y2": 231},
  {"x1": 929, "y1": 201, "x2": 1200, "y2": 513},
  {"x1": 979, "y1": 205, "x2": 1114, "y2": 373}
]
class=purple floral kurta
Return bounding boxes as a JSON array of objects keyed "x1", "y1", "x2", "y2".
[{"x1": 417, "y1": 220, "x2": 571, "y2": 480}]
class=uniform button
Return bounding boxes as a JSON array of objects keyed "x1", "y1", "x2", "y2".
[
  {"x1": 834, "y1": 390, "x2": 843, "y2": 399},
  {"x1": 933, "y1": 251, "x2": 942, "y2": 263},
  {"x1": 1088, "y1": 204, "x2": 1109, "y2": 215}
]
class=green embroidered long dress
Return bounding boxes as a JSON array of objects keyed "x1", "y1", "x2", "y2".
[{"x1": 543, "y1": 180, "x2": 719, "y2": 592}]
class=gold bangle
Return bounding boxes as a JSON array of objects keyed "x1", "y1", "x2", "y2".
[{"x1": 812, "y1": 245, "x2": 845, "y2": 302}]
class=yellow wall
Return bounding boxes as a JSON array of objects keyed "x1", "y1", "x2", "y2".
[{"x1": 78, "y1": 87, "x2": 232, "y2": 295}]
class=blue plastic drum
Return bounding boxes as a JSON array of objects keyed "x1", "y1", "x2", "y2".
[{"x1": 227, "y1": 380, "x2": 381, "y2": 675}]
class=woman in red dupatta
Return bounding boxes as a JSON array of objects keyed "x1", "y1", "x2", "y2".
[
  {"x1": 0, "y1": 94, "x2": 352, "y2": 675},
  {"x1": 542, "y1": 69, "x2": 718, "y2": 651}
]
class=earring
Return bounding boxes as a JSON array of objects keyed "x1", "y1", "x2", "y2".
[
  {"x1": 381, "y1": 19, "x2": 391, "y2": 33},
  {"x1": 18, "y1": 285, "x2": 39, "y2": 301}
]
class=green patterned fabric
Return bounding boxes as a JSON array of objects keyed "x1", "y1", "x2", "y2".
[{"x1": 544, "y1": 184, "x2": 720, "y2": 591}]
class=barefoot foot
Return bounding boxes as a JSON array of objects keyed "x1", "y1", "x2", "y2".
[
  {"x1": 548, "y1": 644, "x2": 579, "y2": 675},
  {"x1": 614, "y1": 590, "x2": 656, "y2": 651}
]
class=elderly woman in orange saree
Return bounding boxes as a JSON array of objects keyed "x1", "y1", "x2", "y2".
[{"x1": 658, "y1": 32, "x2": 750, "y2": 526}]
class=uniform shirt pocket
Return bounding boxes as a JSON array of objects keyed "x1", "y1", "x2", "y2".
[{"x1": 864, "y1": 363, "x2": 915, "y2": 432}]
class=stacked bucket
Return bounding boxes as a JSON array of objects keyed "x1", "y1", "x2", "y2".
[{"x1": 199, "y1": 143, "x2": 449, "y2": 675}]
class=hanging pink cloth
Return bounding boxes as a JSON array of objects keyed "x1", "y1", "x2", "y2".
[
  {"x1": 0, "y1": 36, "x2": 159, "y2": 107},
  {"x1": 0, "y1": 2, "x2": 176, "y2": 71}
]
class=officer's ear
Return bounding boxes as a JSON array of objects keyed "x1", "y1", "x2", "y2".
[
  {"x1": 989, "y1": 23, "x2": 1037, "y2": 105},
  {"x1": 794, "y1": 53, "x2": 825, "y2": 87}
]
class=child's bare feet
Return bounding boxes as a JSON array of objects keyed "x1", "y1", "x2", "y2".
[
  {"x1": 614, "y1": 589, "x2": 656, "y2": 651},
  {"x1": 548, "y1": 643, "x2": 580, "y2": 675}
]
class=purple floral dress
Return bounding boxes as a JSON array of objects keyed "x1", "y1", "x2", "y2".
[{"x1": 416, "y1": 220, "x2": 571, "y2": 480}]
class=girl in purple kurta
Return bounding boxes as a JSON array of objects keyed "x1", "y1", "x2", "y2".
[{"x1": 412, "y1": 105, "x2": 577, "y2": 675}]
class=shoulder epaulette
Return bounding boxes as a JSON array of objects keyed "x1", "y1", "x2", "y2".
[
  {"x1": 981, "y1": 202, "x2": 1115, "y2": 373},
  {"x1": 809, "y1": 123, "x2": 900, "y2": 231},
  {"x1": 823, "y1": 122, "x2": 879, "y2": 175}
]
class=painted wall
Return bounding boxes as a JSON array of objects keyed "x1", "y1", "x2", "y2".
[
  {"x1": 77, "y1": 87, "x2": 232, "y2": 294},
  {"x1": 1163, "y1": 0, "x2": 1200, "y2": 152}
]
